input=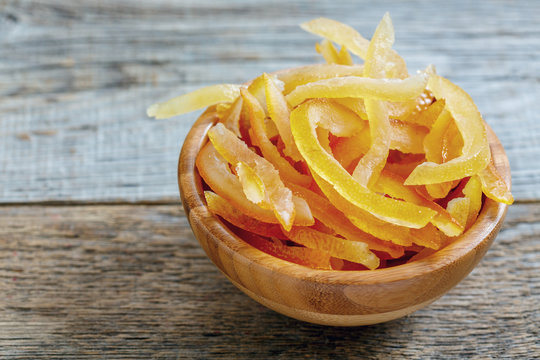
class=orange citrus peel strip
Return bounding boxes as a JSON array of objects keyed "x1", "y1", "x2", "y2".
[
  {"x1": 196, "y1": 141, "x2": 313, "y2": 227},
  {"x1": 205, "y1": 191, "x2": 287, "y2": 240},
  {"x1": 208, "y1": 122, "x2": 309, "y2": 231},
  {"x1": 286, "y1": 227, "x2": 380, "y2": 270},
  {"x1": 239, "y1": 229, "x2": 333, "y2": 270}
]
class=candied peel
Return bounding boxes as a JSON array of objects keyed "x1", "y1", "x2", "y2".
[{"x1": 149, "y1": 14, "x2": 512, "y2": 270}]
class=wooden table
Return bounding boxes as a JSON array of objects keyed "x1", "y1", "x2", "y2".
[{"x1": 1, "y1": 1, "x2": 538, "y2": 358}]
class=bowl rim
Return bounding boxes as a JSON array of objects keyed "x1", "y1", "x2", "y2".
[{"x1": 179, "y1": 102, "x2": 510, "y2": 287}]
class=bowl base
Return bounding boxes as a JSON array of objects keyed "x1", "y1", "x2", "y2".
[{"x1": 230, "y1": 277, "x2": 439, "y2": 326}]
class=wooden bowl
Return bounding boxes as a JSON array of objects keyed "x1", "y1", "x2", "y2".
[{"x1": 178, "y1": 108, "x2": 511, "y2": 327}]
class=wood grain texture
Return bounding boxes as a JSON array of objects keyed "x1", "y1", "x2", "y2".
[
  {"x1": 0, "y1": 203, "x2": 537, "y2": 359},
  {"x1": 0, "y1": 0, "x2": 539, "y2": 202},
  {"x1": 0, "y1": 0, "x2": 538, "y2": 357}
]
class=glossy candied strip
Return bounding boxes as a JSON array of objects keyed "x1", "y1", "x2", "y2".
[
  {"x1": 425, "y1": 181, "x2": 454, "y2": 201},
  {"x1": 301, "y1": 16, "x2": 408, "y2": 78},
  {"x1": 331, "y1": 121, "x2": 427, "y2": 171},
  {"x1": 197, "y1": 141, "x2": 279, "y2": 224},
  {"x1": 147, "y1": 84, "x2": 241, "y2": 119},
  {"x1": 235, "y1": 161, "x2": 266, "y2": 205},
  {"x1": 354, "y1": 4, "x2": 393, "y2": 187},
  {"x1": 263, "y1": 73, "x2": 303, "y2": 162},
  {"x1": 198, "y1": 135, "x2": 314, "y2": 228},
  {"x1": 331, "y1": 133, "x2": 369, "y2": 170},
  {"x1": 409, "y1": 224, "x2": 442, "y2": 250},
  {"x1": 247, "y1": 75, "x2": 280, "y2": 139},
  {"x1": 286, "y1": 182, "x2": 405, "y2": 258},
  {"x1": 446, "y1": 197, "x2": 470, "y2": 228},
  {"x1": 373, "y1": 170, "x2": 463, "y2": 237},
  {"x1": 316, "y1": 39, "x2": 340, "y2": 64},
  {"x1": 462, "y1": 176, "x2": 483, "y2": 229},
  {"x1": 208, "y1": 122, "x2": 297, "y2": 230},
  {"x1": 310, "y1": 100, "x2": 365, "y2": 137},
  {"x1": 239, "y1": 229, "x2": 333, "y2": 270},
  {"x1": 404, "y1": 98, "x2": 445, "y2": 128},
  {"x1": 383, "y1": 154, "x2": 425, "y2": 179},
  {"x1": 276, "y1": 64, "x2": 365, "y2": 95},
  {"x1": 312, "y1": 172, "x2": 416, "y2": 247},
  {"x1": 316, "y1": 39, "x2": 354, "y2": 66},
  {"x1": 337, "y1": 45, "x2": 354, "y2": 65},
  {"x1": 363, "y1": 13, "x2": 395, "y2": 79},
  {"x1": 389, "y1": 119, "x2": 428, "y2": 154},
  {"x1": 285, "y1": 72, "x2": 429, "y2": 108},
  {"x1": 440, "y1": 176, "x2": 483, "y2": 232},
  {"x1": 422, "y1": 105, "x2": 463, "y2": 199},
  {"x1": 241, "y1": 88, "x2": 311, "y2": 186},
  {"x1": 352, "y1": 98, "x2": 390, "y2": 187},
  {"x1": 423, "y1": 108, "x2": 453, "y2": 164},
  {"x1": 204, "y1": 191, "x2": 287, "y2": 240},
  {"x1": 478, "y1": 161, "x2": 514, "y2": 205},
  {"x1": 317, "y1": 128, "x2": 332, "y2": 154},
  {"x1": 290, "y1": 99, "x2": 437, "y2": 228},
  {"x1": 405, "y1": 75, "x2": 491, "y2": 185},
  {"x1": 331, "y1": 98, "x2": 368, "y2": 120},
  {"x1": 246, "y1": 74, "x2": 269, "y2": 113},
  {"x1": 286, "y1": 227, "x2": 380, "y2": 270},
  {"x1": 333, "y1": 97, "x2": 425, "y2": 122},
  {"x1": 221, "y1": 96, "x2": 243, "y2": 137}
]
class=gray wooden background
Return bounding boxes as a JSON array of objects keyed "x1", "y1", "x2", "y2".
[{"x1": 0, "y1": 0, "x2": 538, "y2": 359}]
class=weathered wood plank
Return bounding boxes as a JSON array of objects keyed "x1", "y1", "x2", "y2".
[
  {"x1": 0, "y1": 203, "x2": 537, "y2": 358},
  {"x1": 0, "y1": 0, "x2": 539, "y2": 202}
]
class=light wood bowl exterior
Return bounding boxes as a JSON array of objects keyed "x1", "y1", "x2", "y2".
[{"x1": 178, "y1": 108, "x2": 511, "y2": 327}]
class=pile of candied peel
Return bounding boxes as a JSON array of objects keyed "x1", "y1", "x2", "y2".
[{"x1": 148, "y1": 14, "x2": 513, "y2": 270}]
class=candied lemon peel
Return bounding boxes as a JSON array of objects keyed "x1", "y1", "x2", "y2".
[{"x1": 149, "y1": 14, "x2": 513, "y2": 271}]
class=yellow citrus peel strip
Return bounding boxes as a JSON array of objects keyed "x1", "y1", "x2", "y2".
[
  {"x1": 286, "y1": 227, "x2": 380, "y2": 270},
  {"x1": 286, "y1": 72, "x2": 429, "y2": 108},
  {"x1": 241, "y1": 88, "x2": 311, "y2": 186},
  {"x1": 301, "y1": 16, "x2": 408, "y2": 78},
  {"x1": 290, "y1": 99, "x2": 437, "y2": 228},
  {"x1": 351, "y1": 13, "x2": 394, "y2": 187},
  {"x1": 147, "y1": 84, "x2": 241, "y2": 119},
  {"x1": 405, "y1": 75, "x2": 491, "y2": 185}
]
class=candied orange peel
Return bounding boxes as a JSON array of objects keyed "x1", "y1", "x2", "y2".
[{"x1": 149, "y1": 14, "x2": 513, "y2": 271}]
